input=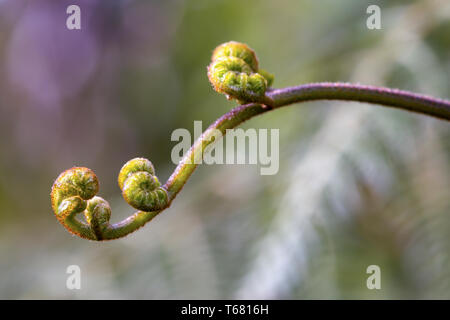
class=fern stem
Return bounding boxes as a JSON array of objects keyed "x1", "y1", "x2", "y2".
[
  {"x1": 52, "y1": 81, "x2": 450, "y2": 240},
  {"x1": 164, "y1": 82, "x2": 450, "y2": 203},
  {"x1": 268, "y1": 82, "x2": 450, "y2": 119}
]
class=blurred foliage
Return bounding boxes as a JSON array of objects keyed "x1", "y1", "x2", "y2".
[{"x1": 0, "y1": 0, "x2": 449, "y2": 299}]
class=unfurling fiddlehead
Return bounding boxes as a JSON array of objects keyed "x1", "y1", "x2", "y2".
[
  {"x1": 207, "y1": 41, "x2": 274, "y2": 106},
  {"x1": 51, "y1": 41, "x2": 450, "y2": 241},
  {"x1": 51, "y1": 167, "x2": 109, "y2": 240},
  {"x1": 118, "y1": 158, "x2": 168, "y2": 212},
  {"x1": 51, "y1": 158, "x2": 168, "y2": 240}
]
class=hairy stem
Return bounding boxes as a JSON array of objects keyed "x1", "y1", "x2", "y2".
[
  {"x1": 53, "y1": 38, "x2": 450, "y2": 241},
  {"x1": 268, "y1": 82, "x2": 450, "y2": 119},
  {"x1": 163, "y1": 82, "x2": 450, "y2": 201},
  {"x1": 69, "y1": 82, "x2": 450, "y2": 240}
]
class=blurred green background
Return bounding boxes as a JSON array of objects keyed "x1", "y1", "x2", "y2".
[{"x1": 0, "y1": 0, "x2": 449, "y2": 299}]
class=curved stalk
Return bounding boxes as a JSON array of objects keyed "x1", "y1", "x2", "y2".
[
  {"x1": 50, "y1": 40, "x2": 450, "y2": 241},
  {"x1": 268, "y1": 82, "x2": 450, "y2": 119},
  {"x1": 96, "y1": 82, "x2": 450, "y2": 240}
]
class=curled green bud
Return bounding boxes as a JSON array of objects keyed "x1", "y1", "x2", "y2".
[
  {"x1": 118, "y1": 158, "x2": 169, "y2": 212},
  {"x1": 51, "y1": 167, "x2": 99, "y2": 220},
  {"x1": 84, "y1": 196, "x2": 111, "y2": 240},
  {"x1": 51, "y1": 167, "x2": 112, "y2": 240},
  {"x1": 207, "y1": 41, "x2": 274, "y2": 104},
  {"x1": 51, "y1": 159, "x2": 169, "y2": 240}
]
